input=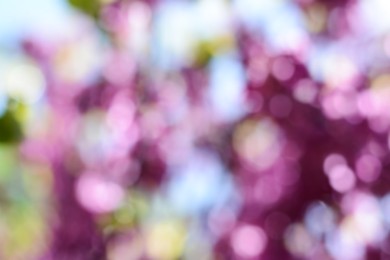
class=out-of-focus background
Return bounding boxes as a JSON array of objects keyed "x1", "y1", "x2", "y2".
[{"x1": 2, "y1": 0, "x2": 390, "y2": 259}]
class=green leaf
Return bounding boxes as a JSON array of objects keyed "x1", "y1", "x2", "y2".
[
  {"x1": 68, "y1": 0, "x2": 101, "y2": 19},
  {"x1": 0, "y1": 110, "x2": 23, "y2": 144},
  {"x1": 193, "y1": 35, "x2": 235, "y2": 67}
]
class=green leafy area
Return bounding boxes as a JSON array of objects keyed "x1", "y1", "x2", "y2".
[
  {"x1": 193, "y1": 35, "x2": 235, "y2": 67},
  {"x1": 0, "y1": 109, "x2": 23, "y2": 144},
  {"x1": 68, "y1": 0, "x2": 101, "y2": 19}
]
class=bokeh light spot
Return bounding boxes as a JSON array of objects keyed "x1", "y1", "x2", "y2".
[{"x1": 231, "y1": 224, "x2": 267, "y2": 258}]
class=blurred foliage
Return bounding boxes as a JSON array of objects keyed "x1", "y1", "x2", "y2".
[
  {"x1": 100, "y1": 191, "x2": 150, "y2": 235},
  {"x1": 3, "y1": 204, "x2": 46, "y2": 259},
  {"x1": 2, "y1": 0, "x2": 390, "y2": 259},
  {"x1": 68, "y1": 0, "x2": 101, "y2": 19},
  {"x1": 0, "y1": 109, "x2": 22, "y2": 144},
  {"x1": 0, "y1": 146, "x2": 17, "y2": 181},
  {"x1": 193, "y1": 35, "x2": 235, "y2": 67}
]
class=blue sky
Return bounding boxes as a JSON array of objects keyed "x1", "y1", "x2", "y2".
[{"x1": 0, "y1": 0, "x2": 74, "y2": 45}]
